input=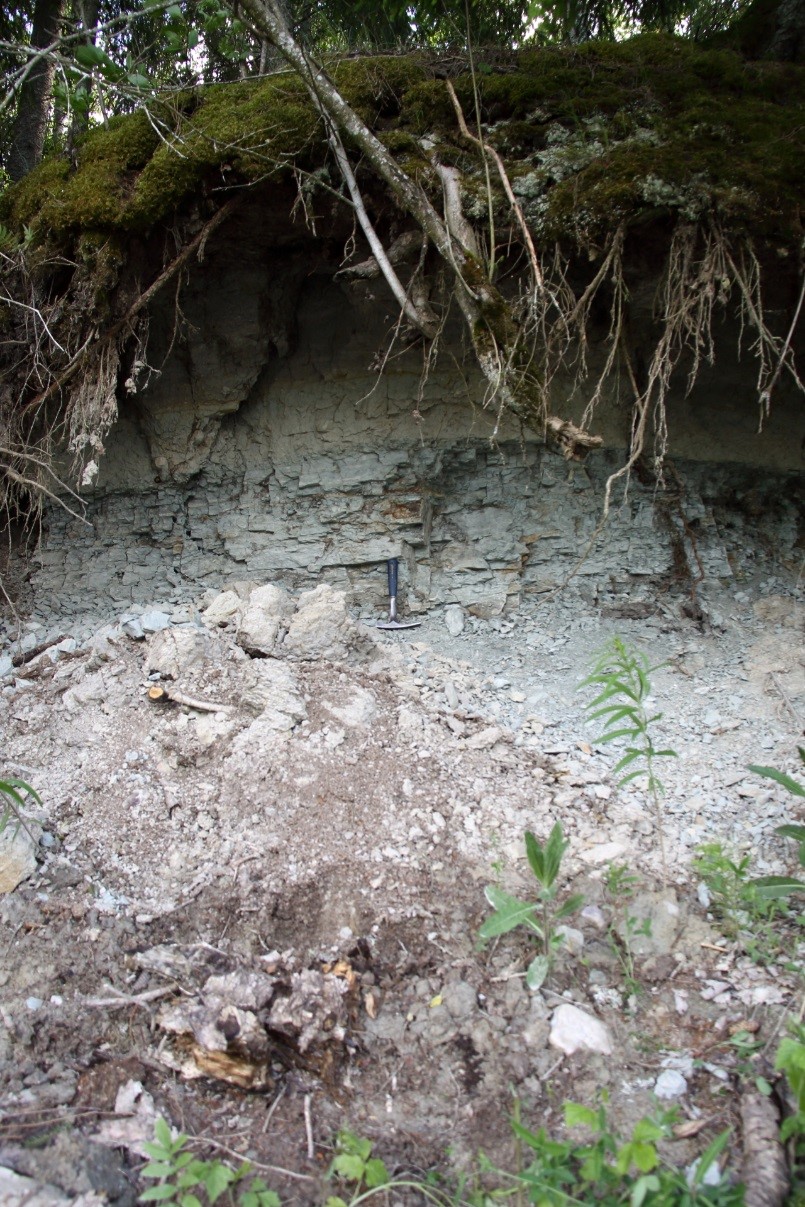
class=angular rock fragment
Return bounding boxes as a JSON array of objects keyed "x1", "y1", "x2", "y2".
[
  {"x1": 0, "y1": 820, "x2": 38, "y2": 894},
  {"x1": 549, "y1": 1003, "x2": 613, "y2": 1056},
  {"x1": 236, "y1": 583, "x2": 295, "y2": 655}
]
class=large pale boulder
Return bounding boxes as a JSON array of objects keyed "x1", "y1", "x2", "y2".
[
  {"x1": 284, "y1": 584, "x2": 377, "y2": 662},
  {"x1": 236, "y1": 584, "x2": 294, "y2": 655},
  {"x1": 145, "y1": 627, "x2": 212, "y2": 680}
]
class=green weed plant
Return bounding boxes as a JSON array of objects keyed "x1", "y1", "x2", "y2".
[
  {"x1": 139, "y1": 1117, "x2": 279, "y2": 1207},
  {"x1": 0, "y1": 776, "x2": 41, "y2": 841},
  {"x1": 693, "y1": 843, "x2": 795, "y2": 965},
  {"x1": 580, "y1": 638, "x2": 677, "y2": 876},
  {"x1": 504, "y1": 1099, "x2": 739, "y2": 1207},
  {"x1": 747, "y1": 748, "x2": 805, "y2": 899},
  {"x1": 479, "y1": 823, "x2": 583, "y2": 990},
  {"x1": 604, "y1": 863, "x2": 652, "y2": 998},
  {"x1": 776, "y1": 1021, "x2": 805, "y2": 1198}
]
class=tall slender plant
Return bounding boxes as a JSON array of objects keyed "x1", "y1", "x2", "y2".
[{"x1": 580, "y1": 638, "x2": 677, "y2": 877}]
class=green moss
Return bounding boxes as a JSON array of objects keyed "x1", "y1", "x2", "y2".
[
  {"x1": 0, "y1": 156, "x2": 70, "y2": 230},
  {"x1": 0, "y1": 35, "x2": 801, "y2": 250},
  {"x1": 125, "y1": 77, "x2": 319, "y2": 229},
  {"x1": 377, "y1": 129, "x2": 422, "y2": 155},
  {"x1": 331, "y1": 55, "x2": 428, "y2": 118}
]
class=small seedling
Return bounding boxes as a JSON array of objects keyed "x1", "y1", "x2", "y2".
[
  {"x1": 0, "y1": 776, "x2": 41, "y2": 842},
  {"x1": 325, "y1": 1130, "x2": 389, "y2": 1207},
  {"x1": 580, "y1": 638, "x2": 677, "y2": 876},
  {"x1": 139, "y1": 1117, "x2": 279, "y2": 1207},
  {"x1": 604, "y1": 863, "x2": 651, "y2": 998},
  {"x1": 506, "y1": 1097, "x2": 739, "y2": 1206},
  {"x1": 479, "y1": 823, "x2": 583, "y2": 989},
  {"x1": 694, "y1": 839, "x2": 803, "y2": 967}
]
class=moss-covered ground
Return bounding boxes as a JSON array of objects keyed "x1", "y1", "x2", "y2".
[{"x1": 1, "y1": 34, "x2": 802, "y2": 250}]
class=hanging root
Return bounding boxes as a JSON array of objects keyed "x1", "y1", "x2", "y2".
[
  {"x1": 1, "y1": 198, "x2": 240, "y2": 539},
  {"x1": 599, "y1": 221, "x2": 803, "y2": 513}
]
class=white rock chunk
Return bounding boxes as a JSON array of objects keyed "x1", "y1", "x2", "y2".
[
  {"x1": 284, "y1": 584, "x2": 377, "y2": 662},
  {"x1": 237, "y1": 583, "x2": 294, "y2": 655},
  {"x1": 549, "y1": 1003, "x2": 613, "y2": 1056},
  {"x1": 654, "y1": 1069, "x2": 688, "y2": 1098},
  {"x1": 444, "y1": 604, "x2": 465, "y2": 636},
  {"x1": 203, "y1": 589, "x2": 243, "y2": 626},
  {"x1": 145, "y1": 627, "x2": 210, "y2": 680},
  {"x1": 578, "y1": 841, "x2": 629, "y2": 866},
  {"x1": 324, "y1": 686, "x2": 377, "y2": 727},
  {"x1": 0, "y1": 819, "x2": 38, "y2": 894}
]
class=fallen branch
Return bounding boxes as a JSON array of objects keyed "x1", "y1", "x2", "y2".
[
  {"x1": 147, "y1": 685, "x2": 232, "y2": 714},
  {"x1": 11, "y1": 634, "x2": 68, "y2": 668},
  {"x1": 85, "y1": 985, "x2": 178, "y2": 1009}
]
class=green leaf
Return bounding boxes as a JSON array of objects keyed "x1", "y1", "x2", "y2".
[
  {"x1": 332, "y1": 1153, "x2": 365, "y2": 1183},
  {"x1": 338, "y1": 1130, "x2": 371, "y2": 1160},
  {"x1": 141, "y1": 1163, "x2": 176, "y2": 1179},
  {"x1": 1, "y1": 777, "x2": 41, "y2": 805},
  {"x1": 363, "y1": 1158, "x2": 389, "y2": 1188},
  {"x1": 556, "y1": 893, "x2": 584, "y2": 919},
  {"x1": 631, "y1": 1174, "x2": 660, "y2": 1207},
  {"x1": 479, "y1": 886, "x2": 541, "y2": 940},
  {"x1": 615, "y1": 1140, "x2": 658, "y2": 1175},
  {"x1": 631, "y1": 1119, "x2": 665, "y2": 1144},
  {"x1": 127, "y1": 72, "x2": 151, "y2": 88},
  {"x1": 618, "y1": 768, "x2": 648, "y2": 787},
  {"x1": 750, "y1": 875, "x2": 805, "y2": 898},
  {"x1": 691, "y1": 1129, "x2": 730, "y2": 1186},
  {"x1": 748, "y1": 765, "x2": 805, "y2": 797},
  {"x1": 525, "y1": 954, "x2": 549, "y2": 990},
  {"x1": 200, "y1": 1162, "x2": 236, "y2": 1202},
  {"x1": 776, "y1": 824, "x2": 805, "y2": 842},
  {"x1": 139, "y1": 1188, "x2": 178, "y2": 1203},
  {"x1": 524, "y1": 829, "x2": 546, "y2": 884},
  {"x1": 564, "y1": 1102, "x2": 600, "y2": 1130},
  {"x1": 142, "y1": 1143, "x2": 171, "y2": 1162},
  {"x1": 544, "y1": 822, "x2": 568, "y2": 886},
  {"x1": 73, "y1": 42, "x2": 107, "y2": 68},
  {"x1": 599, "y1": 727, "x2": 641, "y2": 744},
  {"x1": 178, "y1": 1195, "x2": 202, "y2": 1207},
  {"x1": 154, "y1": 1118, "x2": 178, "y2": 1150}
]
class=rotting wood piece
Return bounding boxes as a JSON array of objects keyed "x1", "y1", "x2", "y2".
[
  {"x1": 147, "y1": 684, "x2": 232, "y2": 714},
  {"x1": 741, "y1": 1091, "x2": 789, "y2": 1207},
  {"x1": 11, "y1": 634, "x2": 68, "y2": 667}
]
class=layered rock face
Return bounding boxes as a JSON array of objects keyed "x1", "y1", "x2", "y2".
[{"x1": 32, "y1": 216, "x2": 803, "y2": 623}]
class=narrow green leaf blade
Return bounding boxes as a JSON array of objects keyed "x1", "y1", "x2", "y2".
[
  {"x1": 479, "y1": 886, "x2": 541, "y2": 939},
  {"x1": 748, "y1": 765, "x2": 805, "y2": 797}
]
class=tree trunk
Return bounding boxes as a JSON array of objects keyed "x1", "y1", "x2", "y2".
[
  {"x1": 69, "y1": 0, "x2": 101, "y2": 147},
  {"x1": 766, "y1": 0, "x2": 805, "y2": 60},
  {"x1": 7, "y1": 0, "x2": 65, "y2": 180}
]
